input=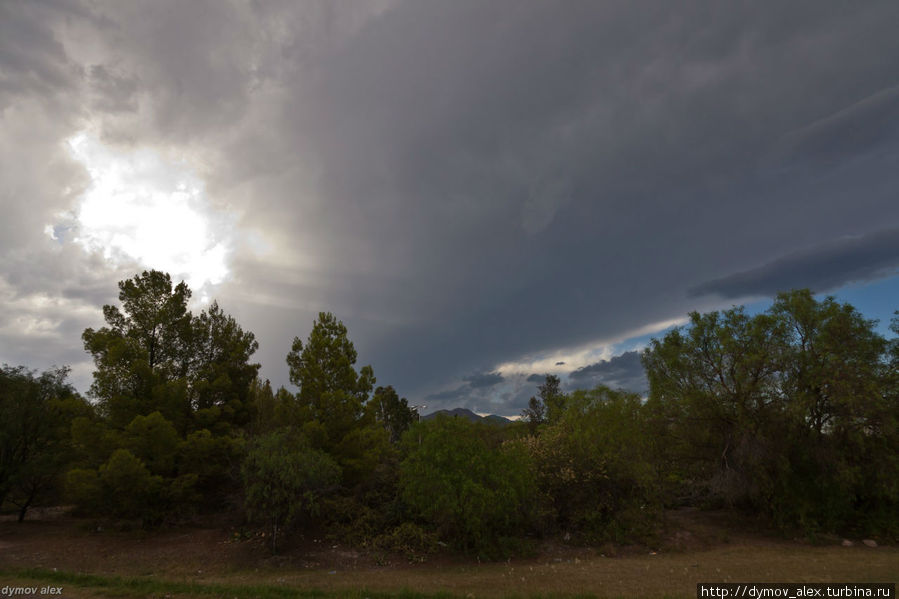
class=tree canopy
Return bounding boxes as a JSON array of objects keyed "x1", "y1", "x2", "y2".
[
  {"x1": 642, "y1": 289, "x2": 898, "y2": 533},
  {"x1": 286, "y1": 312, "x2": 375, "y2": 450},
  {"x1": 4, "y1": 278, "x2": 897, "y2": 547}
]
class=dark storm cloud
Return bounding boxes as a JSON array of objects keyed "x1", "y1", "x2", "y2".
[
  {"x1": 425, "y1": 385, "x2": 470, "y2": 402},
  {"x1": 526, "y1": 374, "x2": 545, "y2": 383},
  {"x1": 463, "y1": 372, "x2": 504, "y2": 389},
  {"x1": 765, "y1": 84, "x2": 899, "y2": 173},
  {"x1": 3, "y1": 0, "x2": 899, "y2": 414},
  {"x1": 568, "y1": 351, "x2": 648, "y2": 395},
  {"x1": 690, "y1": 228, "x2": 899, "y2": 299},
  {"x1": 0, "y1": 1, "x2": 82, "y2": 107},
  {"x1": 426, "y1": 370, "x2": 503, "y2": 401},
  {"x1": 277, "y1": 0, "x2": 899, "y2": 407}
]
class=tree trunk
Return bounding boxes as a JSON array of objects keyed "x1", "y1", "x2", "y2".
[{"x1": 16, "y1": 489, "x2": 35, "y2": 523}]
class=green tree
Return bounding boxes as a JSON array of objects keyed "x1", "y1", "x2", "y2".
[
  {"x1": 521, "y1": 374, "x2": 566, "y2": 431},
  {"x1": 286, "y1": 312, "x2": 375, "y2": 450},
  {"x1": 125, "y1": 411, "x2": 180, "y2": 476},
  {"x1": 540, "y1": 375, "x2": 567, "y2": 424},
  {"x1": 241, "y1": 431, "x2": 341, "y2": 553},
  {"x1": 519, "y1": 385, "x2": 659, "y2": 541},
  {"x1": 82, "y1": 270, "x2": 193, "y2": 429},
  {"x1": 0, "y1": 365, "x2": 89, "y2": 521},
  {"x1": 642, "y1": 290, "x2": 898, "y2": 534},
  {"x1": 189, "y1": 301, "x2": 260, "y2": 433},
  {"x1": 82, "y1": 271, "x2": 259, "y2": 434},
  {"x1": 642, "y1": 304, "x2": 787, "y2": 508},
  {"x1": 74, "y1": 270, "x2": 259, "y2": 523},
  {"x1": 399, "y1": 416, "x2": 535, "y2": 553},
  {"x1": 366, "y1": 385, "x2": 416, "y2": 443},
  {"x1": 67, "y1": 449, "x2": 164, "y2": 524}
]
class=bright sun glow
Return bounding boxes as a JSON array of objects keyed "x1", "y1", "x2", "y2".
[{"x1": 62, "y1": 132, "x2": 231, "y2": 293}]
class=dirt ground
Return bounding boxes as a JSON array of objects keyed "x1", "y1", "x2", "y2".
[{"x1": 0, "y1": 508, "x2": 896, "y2": 598}]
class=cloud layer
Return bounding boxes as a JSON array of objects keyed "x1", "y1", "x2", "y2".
[
  {"x1": 690, "y1": 228, "x2": 899, "y2": 299},
  {"x1": 2, "y1": 1, "x2": 899, "y2": 412}
]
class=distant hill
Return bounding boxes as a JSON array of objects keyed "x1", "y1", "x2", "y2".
[{"x1": 421, "y1": 407, "x2": 512, "y2": 425}]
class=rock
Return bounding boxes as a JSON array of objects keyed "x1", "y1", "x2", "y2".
[
  {"x1": 862, "y1": 539, "x2": 878, "y2": 548},
  {"x1": 841, "y1": 539, "x2": 854, "y2": 547}
]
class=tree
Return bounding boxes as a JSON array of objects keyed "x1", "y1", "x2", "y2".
[
  {"x1": 642, "y1": 304, "x2": 787, "y2": 507},
  {"x1": 66, "y1": 448, "x2": 163, "y2": 524},
  {"x1": 399, "y1": 416, "x2": 535, "y2": 553},
  {"x1": 74, "y1": 270, "x2": 260, "y2": 523},
  {"x1": 82, "y1": 271, "x2": 259, "y2": 434},
  {"x1": 641, "y1": 290, "x2": 898, "y2": 533},
  {"x1": 366, "y1": 385, "x2": 416, "y2": 443},
  {"x1": 125, "y1": 411, "x2": 180, "y2": 476},
  {"x1": 521, "y1": 374, "x2": 566, "y2": 430},
  {"x1": 241, "y1": 431, "x2": 341, "y2": 553},
  {"x1": 540, "y1": 375, "x2": 567, "y2": 424},
  {"x1": 518, "y1": 385, "x2": 659, "y2": 541},
  {"x1": 189, "y1": 301, "x2": 260, "y2": 433},
  {"x1": 82, "y1": 270, "x2": 193, "y2": 429},
  {"x1": 0, "y1": 365, "x2": 89, "y2": 521},
  {"x1": 521, "y1": 397, "x2": 546, "y2": 431},
  {"x1": 286, "y1": 312, "x2": 375, "y2": 449}
]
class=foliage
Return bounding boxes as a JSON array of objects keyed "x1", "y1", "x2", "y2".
[
  {"x1": 0, "y1": 365, "x2": 89, "y2": 521},
  {"x1": 366, "y1": 385, "x2": 416, "y2": 443},
  {"x1": 520, "y1": 396, "x2": 546, "y2": 432},
  {"x1": 521, "y1": 374, "x2": 567, "y2": 431},
  {"x1": 286, "y1": 312, "x2": 375, "y2": 451},
  {"x1": 82, "y1": 271, "x2": 193, "y2": 429},
  {"x1": 518, "y1": 385, "x2": 660, "y2": 542},
  {"x1": 189, "y1": 301, "x2": 260, "y2": 433},
  {"x1": 399, "y1": 416, "x2": 536, "y2": 554},
  {"x1": 8, "y1": 272, "x2": 899, "y2": 550},
  {"x1": 66, "y1": 449, "x2": 164, "y2": 524},
  {"x1": 241, "y1": 430, "x2": 341, "y2": 553},
  {"x1": 125, "y1": 411, "x2": 180, "y2": 476},
  {"x1": 72, "y1": 270, "x2": 259, "y2": 523},
  {"x1": 83, "y1": 271, "x2": 259, "y2": 433},
  {"x1": 178, "y1": 428, "x2": 244, "y2": 502},
  {"x1": 642, "y1": 289, "x2": 899, "y2": 534}
]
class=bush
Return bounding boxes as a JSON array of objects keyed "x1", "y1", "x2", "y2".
[
  {"x1": 67, "y1": 449, "x2": 166, "y2": 525},
  {"x1": 520, "y1": 386, "x2": 661, "y2": 543},
  {"x1": 241, "y1": 430, "x2": 341, "y2": 553},
  {"x1": 399, "y1": 416, "x2": 536, "y2": 553}
]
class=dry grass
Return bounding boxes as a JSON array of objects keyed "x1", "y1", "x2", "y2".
[{"x1": 0, "y1": 511, "x2": 896, "y2": 598}]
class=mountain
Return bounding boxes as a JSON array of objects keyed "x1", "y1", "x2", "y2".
[{"x1": 421, "y1": 407, "x2": 512, "y2": 425}]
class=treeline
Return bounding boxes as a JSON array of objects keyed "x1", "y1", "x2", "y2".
[{"x1": 1, "y1": 271, "x2": 897, "y2": 556}]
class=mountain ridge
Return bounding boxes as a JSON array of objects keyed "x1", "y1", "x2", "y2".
[{"x1": 420, "y1": 407, "x2": 513, "y2": 424}]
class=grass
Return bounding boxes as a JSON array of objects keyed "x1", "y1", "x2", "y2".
[
  {"x1": 3, "y1": 542, "x2": 897, "y2": 599},
  {"x1": 1, "y1": 512, "x2": 896, "y2": 599}
]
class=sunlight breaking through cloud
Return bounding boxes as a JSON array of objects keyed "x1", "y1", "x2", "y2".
[
  {"x1": 61, "y1": 132, "x2": 231, "y2": 293},
  {"x1": 492, "y1": 316, "x2": 688, "y2": 378}
]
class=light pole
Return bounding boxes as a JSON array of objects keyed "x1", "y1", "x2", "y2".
[
  {"x1": 410, "y1": 405, "x2": 427, "y2": 446},
  {"x1": 410, "y1": 404, "x2": 427, "y2": 422}
]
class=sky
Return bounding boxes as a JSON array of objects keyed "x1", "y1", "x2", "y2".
[{"x1": 2, "y1": 0, "x2": 898, "y2": 417}]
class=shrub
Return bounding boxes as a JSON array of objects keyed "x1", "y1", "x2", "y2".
[
  {"x1": 241, "y1": 430, "x2": 341, "y2": 553},
  {"x1": 399, "y1": 416, "x2": 536, "y2": 553}
]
